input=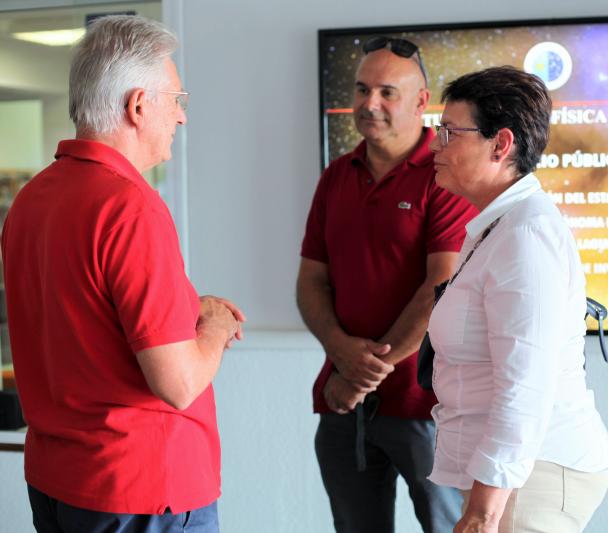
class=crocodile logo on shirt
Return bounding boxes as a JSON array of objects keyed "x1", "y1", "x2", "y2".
[{"x1": 398, "y1": 201, "x2": 412, "y2": 210}]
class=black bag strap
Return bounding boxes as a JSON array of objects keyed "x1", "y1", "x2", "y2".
[{"x1": 586, "y1": 297, "x2": 608, "y2": 363}]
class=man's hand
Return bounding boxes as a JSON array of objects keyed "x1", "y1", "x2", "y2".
[
  {"x1": 296, "y1": 258, "x2": 393, "y2": 390},
  {"x1": 325, "y1": 331, "x2": 394, "y2": 392},
  {"x1": 135, "y1": 296, "x2": 244, "y2": 411},
  {"x1": 197, "y1": 296, "x2": 241, "y2": 348},
  {"x1": 199, "y1": 295, "x2": 246, "y2": 347},
  {"x1": 323, "y1": 372, "x2": 366, "y2": 414},
  {"x1": 136, "y1": 298, "x2": 240, "y2": 411}
]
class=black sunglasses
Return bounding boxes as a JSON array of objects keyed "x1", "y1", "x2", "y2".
[{"x1": 362, "y1": 36, "x2": 428, "y2": 84}]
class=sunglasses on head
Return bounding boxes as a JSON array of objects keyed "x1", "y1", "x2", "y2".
[
  {"x1": 362, "y1": 36, "x2": 428, "y2": 83},
  {"x1": 363, "y1": 36, "x2": 418, "y2": 57}
]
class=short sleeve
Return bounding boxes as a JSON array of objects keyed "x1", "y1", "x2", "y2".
[
  {"x1": 426, "y1": 180, "x2": 478, "y2": 254},
  {"x1": 100, "y1": 207, "x2": 198, "y2": 353},
  {"x1": 300, "y1": 170, "x2": 331, "y2": 263}
]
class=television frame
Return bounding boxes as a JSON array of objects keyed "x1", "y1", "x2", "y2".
[{"x1": 318, "y1": 16, "x2": 608, "y2": 334}]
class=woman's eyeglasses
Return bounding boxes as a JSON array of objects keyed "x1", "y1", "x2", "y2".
[{"x1": 434, "y1": 125, "x2": 481, "y2": 147}]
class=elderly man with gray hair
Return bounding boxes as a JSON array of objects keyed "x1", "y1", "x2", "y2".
[{"x1": 1, "y1": 15, "x2": 244, "y2": 532}]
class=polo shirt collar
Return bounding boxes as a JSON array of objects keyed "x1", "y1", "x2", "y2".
[
  {"x1": 466, "y1": 173, "x2": 541, "y2": 239},
  {"x1": 55, "y1": 139, "x2": 143, "y2": 181},
  {"x1": 350, "y1": 126, "x2": 434, "y2": 170}
]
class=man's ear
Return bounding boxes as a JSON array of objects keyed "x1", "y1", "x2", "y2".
[
  {"x1": 124, "y1": 88, "x2": 146, "y2": 128},
  {"x1": 415, "y1": 88, "x2": 430, "y2": 116}
]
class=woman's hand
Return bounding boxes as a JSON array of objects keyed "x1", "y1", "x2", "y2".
[
  {"x1": 455, "y1": 481, "x2": 512, "y2": 533},
  {"x1": 454, "y1": 513, "x2": 499, "y2": 532}
]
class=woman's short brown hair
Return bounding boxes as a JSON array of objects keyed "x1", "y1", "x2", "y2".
[{"x1": 442, "y1": 66, "x2": 552, "y2": 178}]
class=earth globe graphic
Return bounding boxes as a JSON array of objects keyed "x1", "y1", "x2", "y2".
[{"x1": 524, "y1": 41, "x2": 573, "y2": 91}]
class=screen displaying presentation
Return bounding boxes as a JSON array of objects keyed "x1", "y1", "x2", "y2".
[{"x1": 318, "y1": 17, "x2": 608, "y2": 330}]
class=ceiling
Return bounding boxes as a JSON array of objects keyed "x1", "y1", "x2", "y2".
[{"x1": 0, "y1": 1, "x2": 161, "y2": 100}]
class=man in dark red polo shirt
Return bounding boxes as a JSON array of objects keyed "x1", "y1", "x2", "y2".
[
  {"x1": 297, "y1": 37, "x2": 476, "y2": 533},
  {"x1": 1, "y1": 16, "x2": 244, "y2": 532}
]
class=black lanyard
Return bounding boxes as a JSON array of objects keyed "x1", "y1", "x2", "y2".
[
  {"x1": 433, "y1": 217, "x2": 501, "y2": 306},
  {"x1": 449, "y1": 217, "x2": 501, "y2": 286}
]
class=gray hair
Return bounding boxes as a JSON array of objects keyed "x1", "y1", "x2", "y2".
[{"x1": 69, "y1": 15, "x2": 178, "y2": 135}]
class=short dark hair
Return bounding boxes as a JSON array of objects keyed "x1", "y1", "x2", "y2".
[{"x1": 441, "y1": 66, "x2": 551, "y2": 177}]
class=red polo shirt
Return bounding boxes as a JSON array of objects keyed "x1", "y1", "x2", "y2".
[
  {"x1": 301, "y1": 128, "x2": 476, "y2": 418},
  {"x1": 2, "y1": 140, "x2": 220, "y2": 514}
]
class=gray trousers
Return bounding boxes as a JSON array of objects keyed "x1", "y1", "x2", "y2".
[{"x1": 315, "y1": 412, "x2": 461, "y2": 533}]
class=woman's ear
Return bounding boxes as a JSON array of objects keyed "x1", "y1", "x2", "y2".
[
  {"x1": 124, "y1": 88, "x2": 146, "y2": 128},
  {"x1": 493, "y1": 128, "x2": 515, "y2": 163}
]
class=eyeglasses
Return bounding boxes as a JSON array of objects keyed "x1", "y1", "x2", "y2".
[
  {"x1": 362, "y1": 36, "x2": 428, "y2": 84},
  {"x1": 159, "y1": 90, "x2": 189, "y2": 111},
  {"x1": 434, "y1": 125, "x2": 481, "y2": 147},
  {"x1": 124, "y1": 90, "x2": 190, "y2": 111}
]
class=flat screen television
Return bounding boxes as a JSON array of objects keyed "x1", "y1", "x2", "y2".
[{"x1": 318, "y1": 17, "x2": 608, "y2": 331}]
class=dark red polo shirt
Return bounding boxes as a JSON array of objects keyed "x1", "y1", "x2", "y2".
[
  {"x1": 2, "y1": 140, "x2": 220, "y2": 514},
  {"x1": 301, "y1": 128, "x2": 477, "y2": 418}
]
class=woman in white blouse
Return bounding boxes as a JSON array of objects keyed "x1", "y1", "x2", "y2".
[{"x1": 427, "y1": 65, "x2": 608, "y2": 532}]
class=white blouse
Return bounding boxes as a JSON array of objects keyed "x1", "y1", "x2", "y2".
[{"x1": 428, "y1": 174, "x2": 608, "y2": 490}]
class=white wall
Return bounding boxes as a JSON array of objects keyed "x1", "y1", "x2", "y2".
[
  {"x1": 1, "y1": 335, "x2": 607, "y2": 533},
  {"x1": 213, "y1": 331, "x2": 423, "y2": 533},
  {"x1": 41, "y1": 95, "x2": 75, "y2": 167},
  {"x1": 0, "y1": 450, "x2": 33, "y2": 533},
  {"x1": 168, "y1": 1, "x2": 608, "y2": 532},
  {"x1": 175, "y1": 0, "x2": 608, "y2": 329},
  {"x1": 0, "y1": 37, "x2": 68, "y2": 96},
  {"x1": 0, "y1": 100, "x2": 43, "y2": 170},
  {"x1": 1, "y1": 2, "x2": 608, "y2": 533},
  {"x1": 213, "y1": 336, "x2": 608, "y2": 533}
]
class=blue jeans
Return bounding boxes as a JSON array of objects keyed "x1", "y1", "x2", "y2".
[
  {"x1": 27, "y1": 485, "x2": 219, "y2": 533},
  {"x1": 315, "y1": 412, "x2": 461, "y2": 533}
]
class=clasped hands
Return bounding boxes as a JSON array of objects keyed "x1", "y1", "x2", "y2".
[
  {"x1": 197, "y1": 295, "x2": 246, "y2": 348},
  {"x1": 322, "y1": 333, "x2": 394, "y2": 414}
]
